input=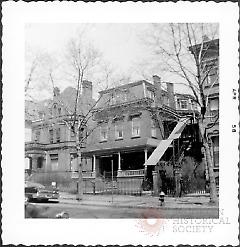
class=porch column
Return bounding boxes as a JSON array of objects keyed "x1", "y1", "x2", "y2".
[
  {"x1": 93, "y1": 155, "x2": 96, "y2": 172},
  {"x1": 118, "y1": 152, "x2": 121, "y2": 171},
  {"x1": 144, "y1": 149, "x2": 148, "y2": 162},
  {"x1": 144, "y1": 149, "x2": 148, "y2": 178},
  {"x1": 45, "y1": 151, "x2": 51, "y2": 171}
]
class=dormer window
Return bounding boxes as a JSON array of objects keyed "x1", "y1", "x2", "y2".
[
  {"x1": 146, "y1": 89, "x2": 155, "y2": 100},
  {"x1": 177, "y1": 99, "x2": 188, "y2": 110}
]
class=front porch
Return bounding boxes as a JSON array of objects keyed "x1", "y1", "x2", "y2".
[
  {"x1": 71, "y1": 148, "x2": 152, "y2": 195},
  {"x1": 79, "y1": 148, "x2": 151, "y2": 181}
]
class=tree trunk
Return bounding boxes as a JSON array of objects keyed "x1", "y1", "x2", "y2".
[
  {"x1": 76, "y1": 150, "x2": 83, "y2": 200},
  {"x1": 202, "y1": 138, "x2": 218, "y2": 204},
  {"x1": 199, "y1": 121, "x2": 218, "y2": 204}
]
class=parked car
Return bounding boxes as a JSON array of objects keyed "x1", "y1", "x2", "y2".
[{"x1": 25, "y1": 181, "x2": 59, "y2": 202}]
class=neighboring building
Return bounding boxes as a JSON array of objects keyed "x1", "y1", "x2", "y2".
[
  {"x1": 190, "y1": 38, "x2": 219, "y2": 185},
  {"x1": 175, "y1": 93, "x2": 198, "y2": 112},
  {"x1": 25, "y1": 81, "x2": 94, "y2": 190}
]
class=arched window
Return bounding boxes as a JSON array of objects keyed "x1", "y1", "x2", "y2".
[
  {"x1": 58, "y1": 107, "x2": 61, "y2": 116},
  {"x1": 53, "y1": 104, "x2": 57, "y2": 116},
  {"x1": 37, "y1": 157, "x2": 43, "y2": 169}
]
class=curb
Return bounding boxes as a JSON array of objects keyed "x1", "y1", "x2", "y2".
[{"x1": 58, "y1": 199, "x2": 219, "y2": 210}]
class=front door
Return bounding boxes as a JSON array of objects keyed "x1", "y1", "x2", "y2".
[{"x1": 99, "y1": 155, "x2": 118, "y2": 179}]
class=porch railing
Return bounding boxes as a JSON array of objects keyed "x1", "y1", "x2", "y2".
[
  {"x1": 71, "y1": 171, "x2": 95, "y2": 179},
  {"x1": 83, "y1": 171, "x2": 95, "y2": 178},
  {"x1": 117, "y1": 169, "x2": 145, "y2": 177}
]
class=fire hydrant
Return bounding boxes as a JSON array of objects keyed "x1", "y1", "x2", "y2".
[{"x1": 159, "y1": 191, "x2": 165, "y2": 206}]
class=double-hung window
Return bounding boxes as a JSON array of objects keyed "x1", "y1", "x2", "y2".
[
  {"x1": 100, "y1": 125, "x2": 108, "y2": 142},
  {"x1": 50, "y1": 154, "x2": 58, "y2": 171},
  {"x1": 179, "y1": 100, "x2": 188, "y2": 110},
  {"x1": 132, "y1": 118, "x2": 140, "y2": 137},
  {"x1": 209, "y1": 98, "x2": 219, "y2": 122},
  {"x1": 56, "y1": 128, "x2": 61, "y2": 143},
  {"x1": 147, "y1": 90, "x2": 155, "y2": 100},
  {"x1": 49, "y1": 129, "x2": 54, "y2": 144},
  {"x1": 151, "y1": 119, "x2": 157, "y2": 138},
  {"x1": 207, "y1": 68, "x2": 218, "y2": 85},
  {"x1": 212, "y1": 136, "x2": 219, "y2": 167},
  {"x1": 115, "y1": 124, "x2": 123, "y2": 139},
  {"x1": 35, "y1": 130, "x2": 40, "y2": 143}
]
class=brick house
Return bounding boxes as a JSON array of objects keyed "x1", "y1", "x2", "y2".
[
  {"x1": 81, "y1": 76, "x2": 200, "y2": 194},
  {"x1": 189, "y1": 38, "x2": 219, "y2": 185},
  {"x1": 25, "y1": 75, "x2": 202, "y2": 194},
  {"x1": 25, "y1": 81, "x2": 94, "y2": 190}
]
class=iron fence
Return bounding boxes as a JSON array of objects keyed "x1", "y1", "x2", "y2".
[{"x1": 25, "y1": 170, "x2": 206, "y2": 196}]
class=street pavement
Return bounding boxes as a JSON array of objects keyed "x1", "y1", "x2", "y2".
[
  {"x1": 27, "y1": 203, "x2": 218, "y2": 218},
  {"x1": 25, "y1": 193, "x2": 219, "y2": 218}
]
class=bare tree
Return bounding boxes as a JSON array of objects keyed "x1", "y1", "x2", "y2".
[
  {"x1": 142, "y1": 23, "x2": 219, "y2": 203},
  {"x1": 25, "y1": 46, "x2": 62, "y2": 102}
]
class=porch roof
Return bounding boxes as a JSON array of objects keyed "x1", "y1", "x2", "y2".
[{"x1": 82, "y1": 137, "x2": 161, "y2": 157}]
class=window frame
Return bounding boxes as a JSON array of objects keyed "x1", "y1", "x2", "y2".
[
  {"x1": 131, "y1": 117, "x2": 141, "y2": 137},
  {"x1": 49, "y1": 129, "x2": 54, "y2": 144},
  {"x1": 35, "y1": 130, "x2": 41, "y2": 143},
  {"x1": 56, "y1": 128, "x2": 61, "y2": 143},
  {"x1": 146, "y1": 89, "x2": 155, "y2": 100},
  {"x1": 151, "y1": 119, "x2": 157, "y2": 138},
  {"x1": 179, "y1": 99, "x2": 188, "y2": 110},
  {"x1": 100, "y1": 125, "x2": 108, "y2": 142},
  {"x1": 115, "y1": 124, "x2": 123, "y2": 140}
]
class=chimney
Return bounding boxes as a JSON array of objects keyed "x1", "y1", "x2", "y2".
[
  {"x1": 82, "y1": 80, "x2": 93, "y2": 99},
  {"x1": 152, "y1": 75, "x2": 162, "y2": 105},
  {"x1": 166, "y1": 82, "x2": 175, "y2": 109}
]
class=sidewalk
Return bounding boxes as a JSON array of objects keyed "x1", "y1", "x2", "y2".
[{"x1": 59, "y1": 192, "x2": 219, "y2": 209}]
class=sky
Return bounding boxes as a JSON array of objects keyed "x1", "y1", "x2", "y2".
[
  {"x1": 25, "y1": 23, "x2": 196, "y2": 100},
  {"x1": 25, "y1": 23, "x2": 149, "y2": 74}
]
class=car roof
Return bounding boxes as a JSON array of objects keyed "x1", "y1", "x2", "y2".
[{"x1": 25, "y1": 181, "x2": 45, "y2": 188}]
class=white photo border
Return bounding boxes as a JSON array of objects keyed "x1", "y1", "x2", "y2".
[{"x1": 2, "y1": 2, "x2": 239, "y2": 246}]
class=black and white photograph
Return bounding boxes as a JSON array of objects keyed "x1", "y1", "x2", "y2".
[
  {"x1": 24, "y1": 22, "x2": 220, "y2": 219},
  {"x1": 2, "y1": 2, "x2": 239, "y2": 246}
]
